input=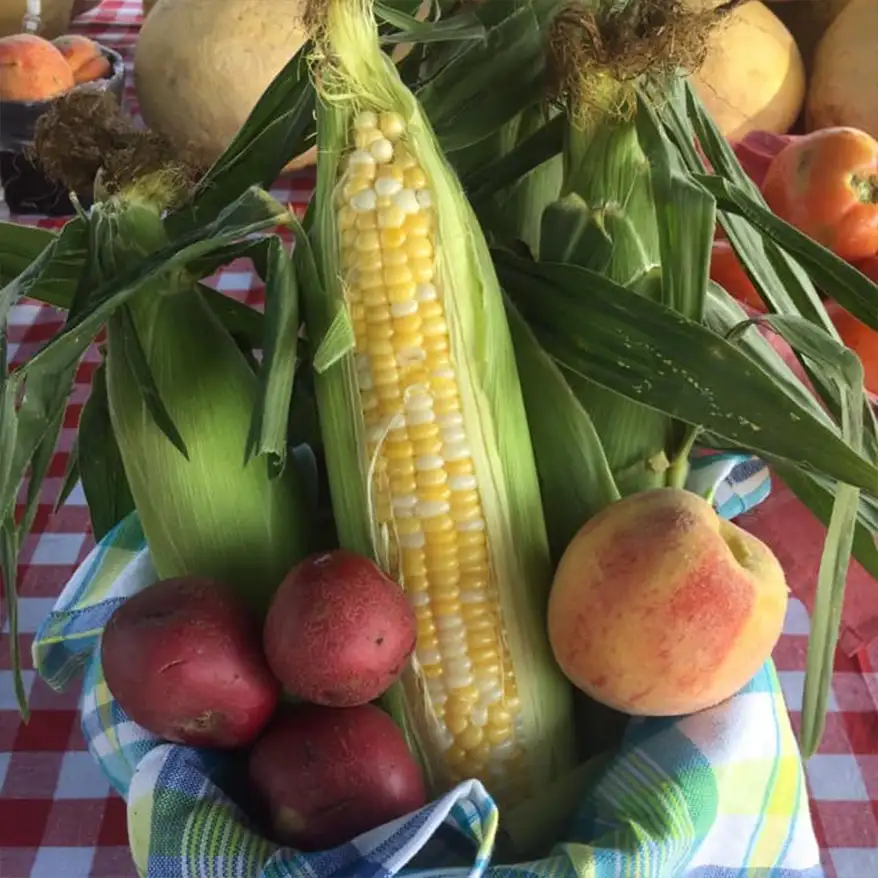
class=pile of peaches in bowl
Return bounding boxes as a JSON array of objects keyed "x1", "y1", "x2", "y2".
[
  {"x1": 0, "y1": 31, "x2": 119, "y2": 102},
  {"x1": 0, "y1": 31, "x2": 125, "y2": 213}
]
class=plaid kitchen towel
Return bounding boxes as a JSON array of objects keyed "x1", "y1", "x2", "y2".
[{"x1": 33, "y1": 455, "x2": 823, "y2": 877}]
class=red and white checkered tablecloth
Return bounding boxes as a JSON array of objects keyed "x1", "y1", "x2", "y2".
[{"x1": 1, "y1": 2, "x2": 877, "y2": 876}]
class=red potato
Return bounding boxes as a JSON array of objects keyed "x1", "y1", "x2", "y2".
[
  {"x1": 247, "y1": 703, "x2": 427, "y2": 850},
  {"x1": 263, "y1": 551, "x2": 416, "y2": 707},
  {"x1": 101, "y1": 576, "x2": 279, "y2": 748}
]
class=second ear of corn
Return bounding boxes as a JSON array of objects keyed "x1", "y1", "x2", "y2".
[{"x1": 305, "y1": 0, "x2": 575, "y2": 804}]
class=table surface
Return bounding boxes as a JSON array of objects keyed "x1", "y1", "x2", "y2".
[{"x1": 1, "y1": 2, "x2": 877, "y2": 876}]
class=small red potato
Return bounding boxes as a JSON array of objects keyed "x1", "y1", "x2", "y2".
[
  {"x1": 101, "y1": 576, "x2": 279, "y2": 748},
  {"x1": 263, "y1": 550, "x2": 416, "y2": 707},
  {"x1": 247, "y1": 703, "x2": 427, "y2": 850}
]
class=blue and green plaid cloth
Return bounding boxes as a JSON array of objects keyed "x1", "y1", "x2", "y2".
[{"x1": 33, "y1": 455, "x2": 823, "y2": 877}]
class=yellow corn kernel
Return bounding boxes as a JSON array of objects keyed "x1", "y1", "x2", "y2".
[{"x1": 404, "y1": 166, "x2": 428, "y2": 189}]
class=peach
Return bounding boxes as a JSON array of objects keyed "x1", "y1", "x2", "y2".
[
  {"x1": 547, "y1": 487, "x2": 788, "y2": 717},
  {"x1": 52, "y1": 34, "x2": 110, "y2": 84},
  {"x1": 0, "y1": 33, "x2": 74, "y2": 102}
]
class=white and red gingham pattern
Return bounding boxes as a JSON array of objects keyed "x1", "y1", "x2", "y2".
[{"x1": 1, "y1": 2, "x2": 877, "y2": 876}]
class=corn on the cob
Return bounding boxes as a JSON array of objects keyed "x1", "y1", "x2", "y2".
[
  {"x1": 305, "y1": 0, "x2": 575, "y2": 804},
  {"x1": 103, "y1": 194, "x2": 312, "y2": 616},
  {"x1": 340, "y1": 109, "x2": 528, "y2": 780}
]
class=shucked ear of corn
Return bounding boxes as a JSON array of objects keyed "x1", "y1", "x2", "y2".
[{"x1": 303, "y1": 0, "x2": 576, "y2": 802}]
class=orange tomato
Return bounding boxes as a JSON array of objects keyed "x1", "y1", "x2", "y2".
[
  {"x1": 709, "y1": 239, "x2": 766, "y2": 312},
  {"x1": 761, "y1": 127, "x2": 878, "y2": 263},
  {"x1": 824, "y1": 300, "x2": 878, "y2": 395}
]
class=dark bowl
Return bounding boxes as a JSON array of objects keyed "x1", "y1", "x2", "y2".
[{"x1": 0, "y1": 44, "x2": 126, "y2": 216}]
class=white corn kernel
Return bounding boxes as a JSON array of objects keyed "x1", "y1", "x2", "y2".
[
  {"x1": 445, "y1": 671, "x2": 475, "y2": 690},
  {"x1": 416, "y1": 455, "x2": 444, "y2": 471},
  {"x1": 390, "y1": 300, "x2": 418, "y2": 317},
  {"x1": 354, "y1": 110, "x2": 379, "y2": 130},
  {"x1": 394, "y1": 188, "x2": 421, "y2": 215},
  {"x1": 410, "y1": 591, "x2": 431, "y2": 608},
  {"x1": 416, "y1": 189, "x2": 433, "y2": 209},
  {"x1": 405, "y1": 393, "x2": 433, "y2": 411},
  {"x1": 470, "y1": 707, "x2": 488, "y2": 727},
  {"x1": 416, "y1": 282, "x2": 437, "y2": 301},
  {"x1": 406, "y1": 409, "x2": 436, "y2": 426},
  {"x1": 427, "y1": 676, "x2": 446, "y2": 693},
  {"x1": 370, "y1": 137, "x2": 394, "y2": 164},
  {"x1": 449, "y1": 474, "x2": 478, "y2": 491},
  {"x1": 457, "y1": 518, "x2": 486, "y2": 533},
  {"x1": 436, "y1": 636, "x2": 467, "y2": 652},
  {"x1": 393, "y1": 494, "x2": 418, "y2": 513},
  {"x1": 477, "y1": 681, "x2": 504, "y2": 702},
  {"x1": 399, "y1": 531, "x2": 426, "y2": 549},
  {"x1": 440, "y1": 639, "x2": 468, "y2": 660},
  {"x1": 435, "y1": 615, "x2": 465, "y2": 633},
  {"x1": 436, "y1": 408, "x2": 462, "y2": 424},
  {"x1": 417, "y1": 646, "x2": 441, "y2": 665},
  {"x1": 350, "y1": 189, "x2": 377, "y2": 212},
  {"x1": 442, "y1": 657, "x2": 473, "y2": 676},
  {"x1": 441, "y1": 426, "x2": 466, "y2": 445},
  {"x1": 349, "y1": 149, "x2": 377, "y2": 170},
  {"x1": 444, "y1": 442, "x2": 471, "y2": 461},
  {"x1": 374, "y1": 176, "x2": 403, "y2": 197},
  {"x1": 417, "y1": 500, "x2": 450, "y2": 518}
]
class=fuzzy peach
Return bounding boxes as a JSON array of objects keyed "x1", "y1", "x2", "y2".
[
  {"x1": 52, "y1": 34, "x2": 110, "y2": 84},
  {"x1": 0, "y1": 33, "x2": 74, "y2": 101},
  {"x1": 547, "y1": 487, "x2": 788, "y2": 717}
]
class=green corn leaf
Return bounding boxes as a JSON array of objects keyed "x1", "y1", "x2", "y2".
[
  {"x1": 77, "y1": 361, "x2": 136, "y2": 540},
  {"x1": 539, "y1": 194, "x2": 613, "y2": 271},
  {"x1": 697, "y1": 174, "x2": 878, "y2": 330},
  {"x1": 507, "y1": 302, "x2": 620, "y2": 562},
  {"x1": 465, "y1": 114, "x2": 564, "y2": 202},
  {"x1": 416, "y1": 0, "x2": 557, "y2": 151},
  {"x1": 244, "y1": 235, "x2": 301, "y2": 475},
  {"x1": 110, "y1": 305, "x2": 189, "y2": 458},
  {"x1": 0, "y1": 223, "x2": 54, "y2": 285},
  {"x1": 703, "y1": 284, "x2": 837, "y2": 432},
  {"x1": 0, "y1": 522, "x2": 26, "y2": 716},
  {"x1": 376, "y1": 1, "x2": 485, "y2": 43},
  {"x1": 748, "y1": 315, "x2": 864, "y2": 756},
  {"x1": 496, "y1": 250, "x2": 878, "y2": 491},
  {"x1": 21, "y1": 188, "x2": 288, "y2": 379},
  {"x1": 55, "y1": 438, "x2": 81, "y2": 514},
  {"x1": 772, "y1": 461, "x2": 878, "y2": 582},
  {"x1": 0, "y1": 218, "x2": 88, "y2": 326},
  {"x1": 651, "y1": 79, "x2": 829, "y2": 328},
  {"x1": 0, "y1": 221, "x2": 266, "y2": 346},
  {"x1": 635, "y1": 98, "x2": 714, "y2": 321}
]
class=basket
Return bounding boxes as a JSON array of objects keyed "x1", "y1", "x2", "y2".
[{"x1": 32, "y1": 456, "x2": 825, "y2": 877}]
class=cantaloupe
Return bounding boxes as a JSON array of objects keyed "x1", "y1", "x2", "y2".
[
  {"x1": 688, "y1": 1, "x2": 805, "y2": 140},
  {"x1": 134, "y1": 0, "x2": 308, "y2": 168},
  {"x1": 807, "y1": 0, "x2": 878, "y2": 139}
]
